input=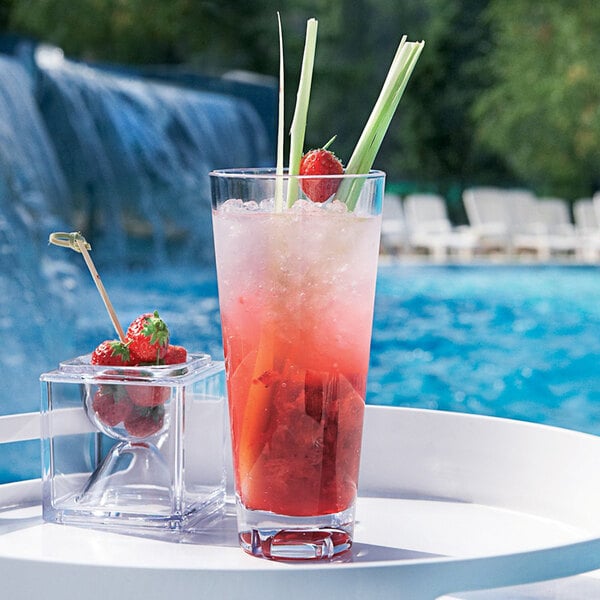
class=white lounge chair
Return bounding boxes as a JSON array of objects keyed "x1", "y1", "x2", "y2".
[
  {"x1": 380, "y1": 193, "x2": 408, "y2": 255},
  {"x1": 593, "y1": 191, "x2": 600, "y2": 230},
  {"x1": 462, "y1": 187, "x2": 516, "y2": 254},
  {"x1": 503, "y1": 190, "x2": 544, "y2": 256},
  {"x1": 513, "y1": 197, "x2": 579, "y2": 260},
  {"x1": 574, "y1": 198, "x2": 597, "y2": 233},
  {"x1": 403, "y1": 193, "x2": 477, "y2": 261},
  {"x1": 538, "y1": 197, "x2": 579, "y2": 256},
  {"x1": 575, "y1": 197, "x2": 600, "y2": 262},
  {"x1": 537, "y1": 198, "x2": 575, "y2": 233}
]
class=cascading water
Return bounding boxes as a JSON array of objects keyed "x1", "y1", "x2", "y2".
[
  {"x1": 34, "y1": 46, "x2": 273, "y2": 267},
  {"x1": 0, "y1": 44, "x2": 273, "y2": 481},
  {"x1": 0, "y1": 54, "x2": 80, "y2": 420}
]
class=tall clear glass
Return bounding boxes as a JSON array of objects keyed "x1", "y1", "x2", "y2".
[{"x1": 210, "y1": 169, "x2": 384, "y2": 560}]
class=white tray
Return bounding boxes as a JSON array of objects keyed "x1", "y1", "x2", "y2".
[{"x1": 2, "y1": 406, "x2": 600, "y2": 600}]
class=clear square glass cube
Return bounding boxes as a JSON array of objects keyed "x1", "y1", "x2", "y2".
[{"x1": 40, "y1": 353, "x2": 226, "y2": 536}]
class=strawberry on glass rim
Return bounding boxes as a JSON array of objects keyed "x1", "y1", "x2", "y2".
[
  {"x1": 299, "y1": 138, "x2": 344, "y2": 203},
  {"x1": 275, "y1": 17, "x2": 423, "y2": 212},
  {"x1": 91, "y1": 339, "x2": 137, "y2": 366},
  {"x1": 164, "y1": 344, "x2": 188, "y2": 364}
]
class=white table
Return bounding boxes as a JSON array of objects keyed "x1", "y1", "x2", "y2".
[{"x1": 1, "y1": 406, "x2": 600, "y2": 599}]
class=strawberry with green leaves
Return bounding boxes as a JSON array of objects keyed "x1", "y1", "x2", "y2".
[
  {"x1": 126, "y1": 310, "x2": 170, "y2": 363},
  {"x1": 299, "y1": 146, "x2": 344, "y2": 203},
  {"x1": 49, "y1": 234, "x2": 189, "y2": 368},
  {"x1": 91, "y1": 340, "x2": 137, "y2": 366},
  {"x1": 49, "y1": 232, "x2": 191, "y2": 442}
]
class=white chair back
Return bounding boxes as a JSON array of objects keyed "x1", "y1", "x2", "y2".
[
  {"x1": 536, "y1": 197, "x2": 574, "y2": 234},
  {"x1": 573, "y1": 198, "x2": 597, "y2": 232},
  {"x1": 404, "y1": 193, "x2": 451, "y2": 233}
]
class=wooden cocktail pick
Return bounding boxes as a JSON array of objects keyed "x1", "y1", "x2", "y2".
[{"x1": 49, "y1": 232, "x2": 126, "y2": 342}]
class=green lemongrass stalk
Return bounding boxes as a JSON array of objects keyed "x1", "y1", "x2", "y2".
[
  {"x1": 274, "y1": 12, "x2": 286, "y2": 212},
  {"x1": 339, "y1": 37, "x2": 425, "y2": 211},
  {"x1": 286, "y1": 18, "x2": 318, "y2": 208}
]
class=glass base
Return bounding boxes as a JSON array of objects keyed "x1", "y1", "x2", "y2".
[
  {"x1": 45, "y1": 484, "x2": 225, "y2": 536},
  {"x1": 237, "y1": 501, "x2": 355, "y2": 560},
  {"x1": 44, "y1": 440, "x2": 226, "y2": 536}
]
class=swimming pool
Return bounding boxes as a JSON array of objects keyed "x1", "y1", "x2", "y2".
[
  {"x1": 4, "y1": 262, "x2": 599, "y2": 484},
  {"x1": 88, "y1": 263, "x2": 600, "y2": 436},
  {"x1": 369, "y1": 264, "x2": 600, "y2": 435}
]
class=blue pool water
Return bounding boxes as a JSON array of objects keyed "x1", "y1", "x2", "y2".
[
  {"x1": 82, "y1": 263, "x2": 600, "y2": 436},
  {"x1": 369, "y1": 264, "x2": 600, "y2": 435},
  {"x1": 4, "y1": 262, "x2": 600, "y2": 484}
]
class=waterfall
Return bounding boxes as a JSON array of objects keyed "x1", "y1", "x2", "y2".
[
  {"x1": 0, "y1": 45, "x2": 273, "y2": 420},
  {"x1": 34, "y1": 46, "x2": 273, "y2": 267},
  {"x1": 0, "y1": 54, "x2": 79, "y2": 415},
  {"x1": 0, "y1": 42, "x2": 273, "y2": 482}
]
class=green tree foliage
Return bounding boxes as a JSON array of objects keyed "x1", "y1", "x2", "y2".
[
  {"x1": 305, "y1": 0, "x2": 428, "y2": 180},
  {"x1": 7, "y1": 0, "x2": 431, "y2": 176},
  {"x1": 8, "y1": 0, "x2": 214, "y2": 64},
  {"x1": 473, "y1": 0, "x2": 600, "y2": 198},
  {"x1": 0, "y1": 0, "x2": 14, "y2": 30},
  {"x1": 378, "y1": 0, "x2": 508, "y2": 214},
  {"x1": 4, "y1": 0, "x2": 599, "y2": 199}
]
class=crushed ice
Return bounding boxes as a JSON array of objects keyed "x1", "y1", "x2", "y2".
[
  {"x1": 220, "y1": 198, "x2": 244, "y2": 211},
  {"x1": 290, "y1": 199, "x2": 322, "y2": 213},
  {"x1": 218, "y1": 197, "x2": 350, "y2": 214},
  {"x1": 327, "y1": 199, "x2": 349, "y2": 213},
  {"x1": 259, "y1": 198, "x2": 275, "y2": 211}
]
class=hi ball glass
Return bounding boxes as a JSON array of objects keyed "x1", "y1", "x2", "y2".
[{"x1": 210, "y1": 169, "x2": 384, "y2": 560}]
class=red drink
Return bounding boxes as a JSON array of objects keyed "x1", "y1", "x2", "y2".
[
  {"x1": 225, "y1": 316, "x2": 367, "y2": 517},
  {"x1": 211, "y1": 170, "x2": 384, "y2": 558}
]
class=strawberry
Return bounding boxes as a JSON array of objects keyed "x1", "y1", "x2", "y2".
[
  {"x1": 91, "y1": 385, "x2": 134, "y2": 427},
  {"x1": 124, "y1": 405, "x2": 165, "y2": 438},
  {"x1": 91, "y1": 340, "x2": 136, "y2": 366},
  {"x1": 127, "y1": 385, "x2": 170, "y2": 407},
  {"x1": 163, "y1": 344, "x2": 188, "y2": 365},
  {"x1": 126, "y1": 311, "x2": 169, "y2": 363},
  {"x1": 299, "y1": 147, "x2": 344, "y2": 203}
]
